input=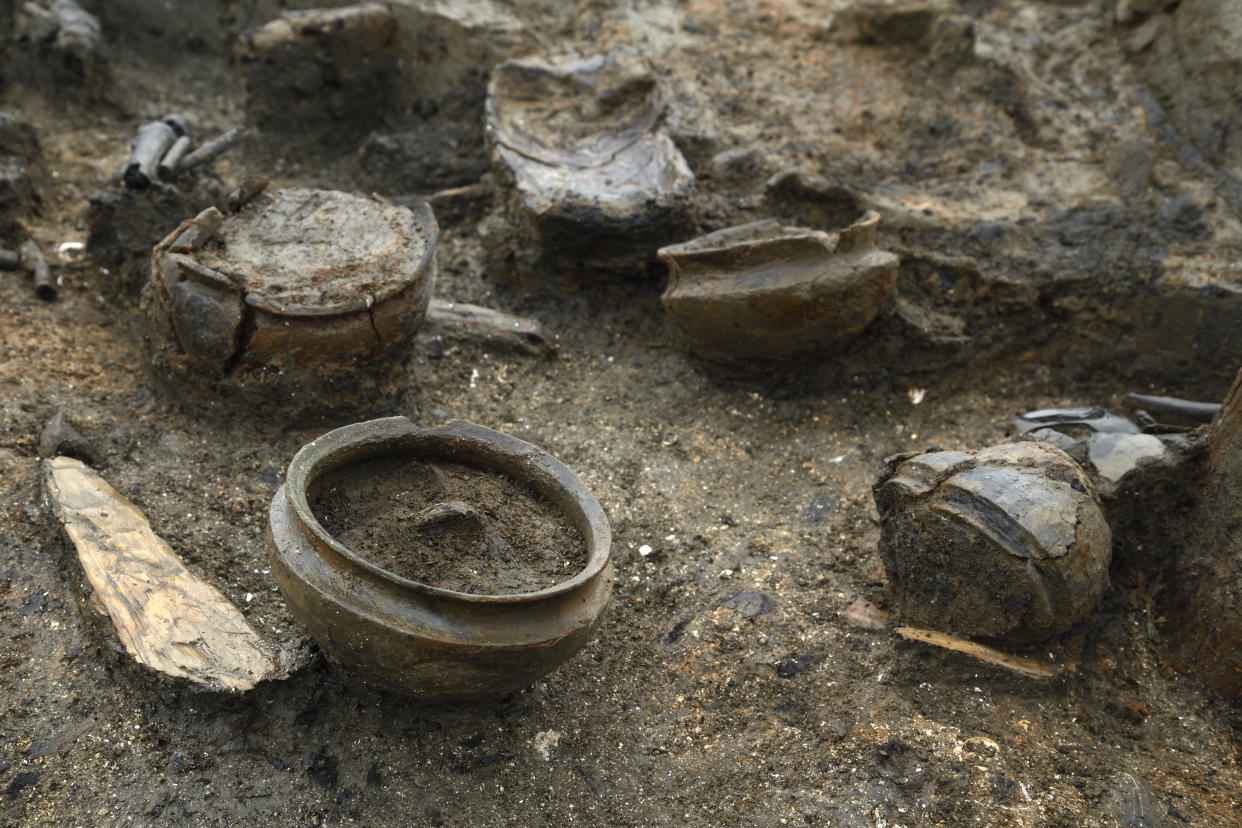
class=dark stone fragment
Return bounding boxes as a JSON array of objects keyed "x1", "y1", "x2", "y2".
[
  {"x1": 720, "y1": 590, "x2": 776, "y2": 618},
  {"x1": 4, "y1": 770, "x2": 40, "y2": 800},
  {"x1": 38, "y1": 410, "x2": 98, "y2": 465},
  {"x1": 775, "y1": 653, "x2": 824, "y2": 678},
  {"x1": 990, "y1": 772, "x2": 1016, "y2": 802},
  {"x1": 1106, "y1": 772, "x2": 1166, "y2": 828}
]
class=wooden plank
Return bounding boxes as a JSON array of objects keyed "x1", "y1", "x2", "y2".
[{"x1": 42, "y1": 456, "x2": 278, "y2": 692}]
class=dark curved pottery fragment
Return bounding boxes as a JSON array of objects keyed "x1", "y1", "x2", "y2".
[
  {"x1": 486, "y1": 52, "x2": 694, "y2": 272},
  {"x1": 267, "y1": 417, "x2": 613, "y2": 701}
]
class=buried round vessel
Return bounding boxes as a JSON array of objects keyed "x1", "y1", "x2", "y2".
[
  {"x1": 267, "y1": 417, "x2": 613, "y2": 700},
  {"x1": 141, "y1": 187, "x2": 437, "y2": 419}
]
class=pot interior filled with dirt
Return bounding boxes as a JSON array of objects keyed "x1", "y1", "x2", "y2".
[{"x1": 311, "y1": 454, "x2": 588, "y2": 595}]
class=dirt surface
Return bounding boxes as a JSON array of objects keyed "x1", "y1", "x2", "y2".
[
  {"x1": 192, "y1": 188, "x2": 433, "y2": 311},
  {"x1": 3, "y1": 0, "x2": 1242, "y2": 826},
  {"x1": 313, "y1": 457, "x2": 587, "y2": 594}
]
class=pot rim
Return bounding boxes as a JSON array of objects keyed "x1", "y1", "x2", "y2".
[
  {"x1": 283, "y1": 416, "x2": 611, "y2": 604},
  {"x1": 169, "y1": 192, "x2": 440, "y2": 318}
]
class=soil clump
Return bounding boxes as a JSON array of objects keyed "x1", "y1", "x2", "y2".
[{"x1": 312, "y1": 456, "x2": 587, "y2": 594}]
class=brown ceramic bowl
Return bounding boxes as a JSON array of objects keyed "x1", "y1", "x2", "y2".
[{"x1": 267, "y1": 417, "x2": 613, "y2": 701}]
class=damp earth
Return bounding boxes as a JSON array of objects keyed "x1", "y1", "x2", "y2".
[{"x1": 3, "y1": 1, "x2": 1242, "y2": 826}]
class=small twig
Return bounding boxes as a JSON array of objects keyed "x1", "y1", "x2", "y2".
[
  {"x1": 426, "y1": 299, "x2": 556, "y2": 357},
  {"x1": 177, "y1": 126, "x2": 247, "y2": 173},
  {"x1": 895, "y1": 626, "x2": 1067, "y2": 680},
  {"x1": 158, "y1": 135, "x2": 193, "y2": 179},
  {"x1": 1122, "y1": 393, "x2": 1219, "y2": 424},
  {"x1": 20, "y1": 238, "x2": 56, "y2": 300}
]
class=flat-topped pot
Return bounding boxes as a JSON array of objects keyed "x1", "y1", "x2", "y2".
[
  {"x1": 142, "y1": 188, "x2": 437, "y2": 421},
  {"x1": 267, "y1": 417, "x2": 612, "y2": 701}
]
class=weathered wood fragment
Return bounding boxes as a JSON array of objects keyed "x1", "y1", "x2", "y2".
[
  {"x1": 42, "y1": 456, "x2": 278, "y2": 692},
  {"x1": 1161, "y1": 369, "x2": 1242, "y2": 705},
  {"x1": 895, "y1": 626, "x2": 1067, "y2": 679},
  {"x1": 426, "y1": 299, "x2": 555, "y2": 356}
]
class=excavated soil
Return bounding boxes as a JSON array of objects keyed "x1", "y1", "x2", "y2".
[
  {"x1": 3, "y1": 1, "x2": 1242, "y2": 826},
  {"x1": 312, "y1": 456, "x2": 587, "y2": 594}
]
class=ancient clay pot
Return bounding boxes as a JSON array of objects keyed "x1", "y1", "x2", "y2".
[
  {"x1": 485, "y1": 52, "x2": 694, "y2": 272},
  {"x1": 267, "y1": 416, "x2": 613, "y2": 701},
  {"x1": 658, "y1": 211, "x2": 899, "y2": 363},
  {"x1": 142, "y1": 187, "x2": 436, "y2": 420},
  {"x1": 873, "y1": 442, "x2": 1112, "y2": 642}
]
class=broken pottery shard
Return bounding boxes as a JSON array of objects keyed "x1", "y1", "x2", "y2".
[
  {"x1": 658, "y1": 211, "x2": 899, "y2": 363},
  {"x1": 487, "y1": 53, "x2": 694, "y2": 271},
  {"x1": 1086, "y1": 432, "x2": 1166, "y2": 485},
  {"x1": 874, "y1": 442, "x2": 1112, "y2": 642},
  {"x1": 1011, "y1": 406, "x2": 1170, "y2": 492},
  {"x1": 142, "y1": 189, "x2": 437, "y2": 419},
  {"x1": 42, "y1": 457, "x2": 277, "y2": 692},
  {"x1": 1009, "y1": 406, "x2": 1140, "y2": 436}
]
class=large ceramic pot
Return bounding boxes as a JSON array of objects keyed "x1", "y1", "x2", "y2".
[
  {"x1": 143, "y1": 188, "x2": 437, "y2": 421},
  {"x1": 267, "y1": 417, "x2": 612, "y2": 701}
]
